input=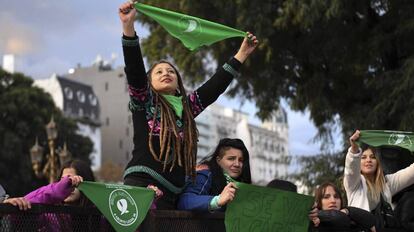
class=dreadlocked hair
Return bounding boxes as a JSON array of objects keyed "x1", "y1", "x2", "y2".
[{"x1": 147, "y1": 60, "x2": 199, "y2": 180}]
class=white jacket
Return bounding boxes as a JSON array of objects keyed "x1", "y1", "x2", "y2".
[{"x1": 343, "y1": 147, "x2": 414, "y2": 211}]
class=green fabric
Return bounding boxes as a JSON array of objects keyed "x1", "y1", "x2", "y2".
[
  {"x1": 224, "y1": 172, "x2": 234, "y2": 183},
  {"x1": 209, "y1": 195, "x2": 221, "y2": 210},
  {"x1": 78, "y1": 181, "x2": 154, "y2": 232},
  {"x1": 357, "y1": 130, "x2": 414, "y2": 152},
  {"x1": 161, "y1": 94, "x2": 183, "y2": 118},
  {"x1": 134, "y1": 3, "x2": 246, "y2": 51},
  {"x1": 225, "y1": 182, "x2": 313, "y2": 232}
]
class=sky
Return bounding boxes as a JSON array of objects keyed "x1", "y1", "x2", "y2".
[{"x1": 1, "y1": 0, "x2": 341, "y2": 157}]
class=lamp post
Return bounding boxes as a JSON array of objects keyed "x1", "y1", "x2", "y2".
[{"x1": 30, "y1": 116, "x2": 72, "y2": 183}]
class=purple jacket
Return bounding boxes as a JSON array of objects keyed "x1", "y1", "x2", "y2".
[{"x1": 24, "y1": 176, "x2": 73, "y2": 204}]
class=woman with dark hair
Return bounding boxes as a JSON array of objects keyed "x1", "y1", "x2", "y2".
[
  {"x1": 309, "y1": 182, "x2": 376, "y2": 232},
  {"x1": 119, "y1": 1, "x2": 258, "y2": 209},
  {"x1": 177, "y1": 138, "x2": 251, "y2": 211}
]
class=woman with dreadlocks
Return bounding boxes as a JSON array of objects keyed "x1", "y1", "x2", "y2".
[{"x1": 119, "y1": 1, "x2": 259, "y2": 209}]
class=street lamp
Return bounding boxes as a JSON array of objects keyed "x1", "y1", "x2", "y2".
[
  {"x1": 58, "y1": 142, "x2": 72, "y2": 168},
  {"x1": 30, "y1": 116, "x2": 72, "y2": 183}
]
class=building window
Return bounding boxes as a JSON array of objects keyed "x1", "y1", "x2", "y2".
[
  {"x1": 64, "y1": 87, "x2": 73, "y2": 100},
  {"x1": 76, "y1": 90, "x2": 86, "y2": 103},
  {"x1": 106, "y1": 117, "x2": 110, "y2": 126},
  {"x1": 105, "y1": 82, "x2": 109, "y2": 91},
  {"x1": 88, "y1": 94, "x2": 97, "y2": 106},
  {"x1": 79, "y1": 108, "x2": 84, "y2": 117}
]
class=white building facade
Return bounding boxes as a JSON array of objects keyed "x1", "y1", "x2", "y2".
[
  {"x1": 33, "y1": 75, "x2": 102, "y2": 171},
  {"x1": 65, "y1": 60, "x2": 133, "y2": 168}
]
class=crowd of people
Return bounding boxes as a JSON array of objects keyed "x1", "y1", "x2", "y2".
[{"x1": 1, "y1": 2, "x2": 414, "y2": 232}]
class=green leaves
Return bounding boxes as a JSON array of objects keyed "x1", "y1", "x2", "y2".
[
  {"x1": 138, "y1": 0, "x2": 414, "y2": 147},
  {"x1": 0, "y1": 69, "x2": 93, "y2": 196},
  {"x1": 292, "y1": 151, "x2": 345, "y2": 194}
]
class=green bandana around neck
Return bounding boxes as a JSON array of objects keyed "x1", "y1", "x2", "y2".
[{"x1": 161, "y1": 94, "x2": 183, "y2": 118}]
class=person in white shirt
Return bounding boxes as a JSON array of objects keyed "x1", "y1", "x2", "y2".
[{"x1": 344, "y1": 130, "x2": 414, "y2": 230}]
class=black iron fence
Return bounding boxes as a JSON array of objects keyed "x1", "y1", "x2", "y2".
[{"x1": 0, "y1": 204, "x2": 225, "y2": 232}]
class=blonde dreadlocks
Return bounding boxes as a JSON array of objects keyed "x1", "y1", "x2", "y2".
[{"x1": 147, "y1": 60, "x2": 198, "y2": 179}]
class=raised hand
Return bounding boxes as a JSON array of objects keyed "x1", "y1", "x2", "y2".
[
  {"x1": 234, "y1": 32, "x2": 259, "y2": 63},
  {"x1": 349, "y1": 130, "x2": 361, "y2": 154},
  {"x1": 119, "y1": 1, "x2": 137, "y2": 37}
]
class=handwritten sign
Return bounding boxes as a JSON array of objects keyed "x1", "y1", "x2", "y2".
[{"x1": 225, "y1": 182, "x2": 313, "y2": 232}]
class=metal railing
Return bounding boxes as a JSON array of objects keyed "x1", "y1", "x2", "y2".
[{"x1": 0, "y1": 204, "x2": 225, "y2": 232}]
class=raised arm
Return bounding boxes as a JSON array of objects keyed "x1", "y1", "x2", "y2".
[
  {"x1": 119, "y1": 1, "x2": 147, "y2": 91},
  {"x1": 119, "y1": 1, "x2": 136, "y2": 37},
  {"x1": 386, "y1": 162, "x2": 414, "y2": 195},
  {"x1": 343, "y1": 130, "x2": 363, "y2": 194},
  {"x1": 191, "y1": 33, "x2": 259, "y2": 115}
]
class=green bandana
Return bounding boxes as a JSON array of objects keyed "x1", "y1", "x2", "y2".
[
  {"x1": 78, "y1": 182, "x2": 154, "y2": 232},
  {"x1": 134, "y1": 3, "x2": 245, "y2": 51},
  {"x1": 162, "y1": 94, "x2": 183, "y2": 118},
  {"x1": 357, "y1": 130, "x2": 414, "y2": 152}
]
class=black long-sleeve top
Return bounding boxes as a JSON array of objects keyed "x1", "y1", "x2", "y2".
[{"x1": 309, "y1": 207, "x2": 376, "y2": 232}]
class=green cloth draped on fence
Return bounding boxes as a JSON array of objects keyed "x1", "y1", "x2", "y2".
[
  {"x1": 78, "y1": 181, "x2": 154, "y2": 232},
  {"x1": 357, "y1": 130, "x2": 414, "y2": 152},
  {"x1": 134, "y1": 3, "x2": 246, "y2": 51},
  {"x1": 225, "y1": 182, "x2": 314, "y2": 232}
]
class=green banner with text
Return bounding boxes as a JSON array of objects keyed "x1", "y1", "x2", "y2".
[{"x1": 225, "y1": 182, "x2": 313, "y2": 232}]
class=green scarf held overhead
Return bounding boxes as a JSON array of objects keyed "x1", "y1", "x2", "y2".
[
  {"x1": 133, "y1": 3, "x2": 246, "y2": 51},
  {"x1": 162, "y1": 94, "x2": 183, "y2": 118},
  {"x1": 357, "y1": 130, "x2": 414, "y2": 152},
  {"x1": 78, "y1": 182, "x2": 154, "y2": 232}
]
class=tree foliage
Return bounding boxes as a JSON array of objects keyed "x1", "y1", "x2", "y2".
[
  {"x1": 0, "y1": 69, "x2": 93, "y2": 196},
  {"x1": 138, "y1": 0, "x2": 414, "y2": 143},
  {"x1": 291, "y1": 151, "x2": 345, "y2": 194}
]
